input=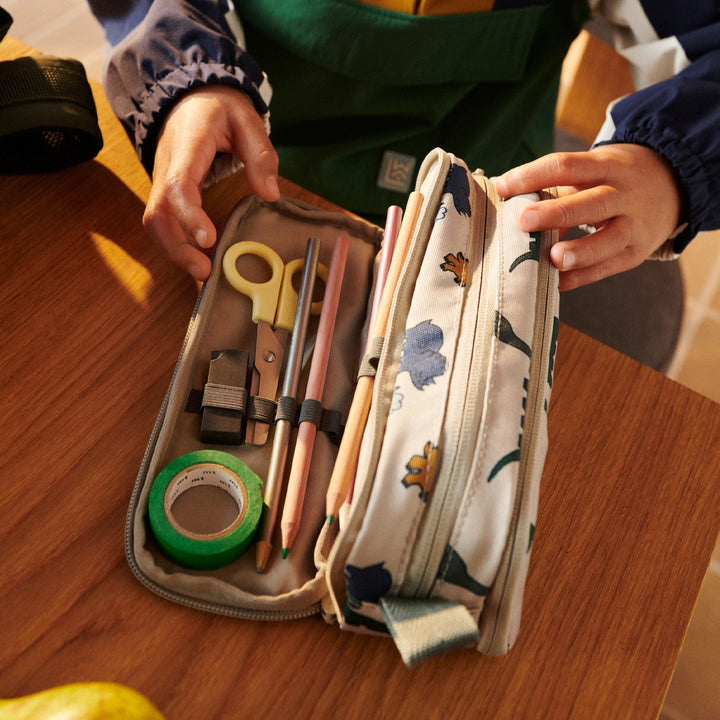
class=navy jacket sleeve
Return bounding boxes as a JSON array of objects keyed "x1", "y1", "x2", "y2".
[
  {"x1": 87, "y1": 0, "x2": 271, "y2": 178},
  {"x1": 592, "y1": 1, "x2": 720, "y2": 251}
]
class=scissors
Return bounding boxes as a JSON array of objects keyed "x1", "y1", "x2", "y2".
[{"x1": 222, "y1": 240, "x2": 328, "y2": 445}]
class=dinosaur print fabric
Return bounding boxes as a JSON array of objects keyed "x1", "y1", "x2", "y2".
[{"x1": 329, "y1": 148, "x2": 559, "y2": 662}]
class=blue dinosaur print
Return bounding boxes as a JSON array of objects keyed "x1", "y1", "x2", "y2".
[
  {"x1": 438, "y1": 545, "x2": 490, "y2": 596},
  {"x1": 391, "y1": 386, "x2": 404, "y2": 413},
  {"x1": 443, "y1": 163, "x2": 472, "y2": 217},
  {"x1": 399, "y1": 319, "x2": 447, "y2": 390},
  {"x1": 345, "y1": 562, "x2": 393, "y2": 605},
  {"x1": 435, "y1": 202, "x2": 448, "y2": 223}
]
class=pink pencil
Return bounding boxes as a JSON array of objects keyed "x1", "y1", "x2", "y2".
[
  {"x1": 280, "y1": 235, "x2": 349, "y2": 557},
  {"x1": 366, "y1": 205, "x2": 402, "y2": 351}
]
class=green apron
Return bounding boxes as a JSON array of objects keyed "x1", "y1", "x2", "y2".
[{"x1": 234, "y1": 0, "x2": 589, "y2": 217}]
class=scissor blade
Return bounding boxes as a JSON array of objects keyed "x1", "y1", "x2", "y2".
[{"x1": 246, "y1": 322, "x2": 287, "y2": 445}]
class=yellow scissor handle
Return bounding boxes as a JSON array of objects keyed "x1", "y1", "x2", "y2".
[
  {"x1": 223, "y1": 241, "x2": 329, "y2": 329},
  {"x1": 274, "y1": 258, "x2": 329, "y2": 331},
  {"x1": 222, "y1": 241, "x2": 285, "y2": 325}
]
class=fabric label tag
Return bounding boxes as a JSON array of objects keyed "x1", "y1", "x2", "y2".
[{"x1": 377, "y1": 151, "x2": 417, "y2": 193}]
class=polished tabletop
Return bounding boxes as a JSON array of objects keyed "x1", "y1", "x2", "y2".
[{"x1": 2, "y1": 37, "x2": 720, "y2": 720}]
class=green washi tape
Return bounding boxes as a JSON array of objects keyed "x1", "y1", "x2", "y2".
[{"x1": 148, "y1": 450, "x2": 263, "y2": 570}]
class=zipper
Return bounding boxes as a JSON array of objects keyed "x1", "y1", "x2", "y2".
[
  {"x1": 123, "y1": 252, "x2": 323, "y2": 623},
  {"x1": 480, "y1": 215, "x2": 557, "y2": 652},
  {"x1": 400, "y1": 178, "x2": 492, "y2": 597},
  {"x1": 398, "y1": 177, "x2": 556, "y2": 610}
]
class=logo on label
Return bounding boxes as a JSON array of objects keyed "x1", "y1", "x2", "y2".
[{"x1": 377, "y1": 151, "x2": 416, "y2": 193}]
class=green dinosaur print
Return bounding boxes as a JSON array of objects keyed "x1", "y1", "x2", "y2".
[
  {"x1": 548, "y1": 316, "x2": 559, "y2": 388},
  {"x1": 438, "y1": 545, "x2": 490, "y2": 596},
  {"x1": 488, "y1": 378, "x2": 528, "y2": 482},
  {"x1": 509, "y1": 231, "x2": 541, "y2": 272},
  {"x1": 494, "y1": 311, "x2": 531, "y2": 358}
]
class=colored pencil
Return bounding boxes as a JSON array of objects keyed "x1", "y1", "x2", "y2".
[
  {"x1": 280, "y1": 235, "x2": 349, "y2": 557},
  {"x1": 256, "y1": 236, "x2": 320, "y2": 573},
  {"x1": 325, "y1": 192, "x2": 424, "y2": 524}
]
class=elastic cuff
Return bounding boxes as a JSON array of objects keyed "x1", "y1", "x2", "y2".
[
  {"x1": 595, "y1": 126, "x2": 708, "y2": 251},
  {"x1": 135, "y1": 62, "x2": 271, "y2": 176}
]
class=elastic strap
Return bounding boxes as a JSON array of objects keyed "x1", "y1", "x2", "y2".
[{"x1": 201, "y1": 383, "x2": 248, "y2": 413}]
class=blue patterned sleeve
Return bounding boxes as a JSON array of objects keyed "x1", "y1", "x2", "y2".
[
  {"x1": 590, "y1": 0, "x2": 720, "y2": 250},
  {"x1": 87, "y1": 0, "x2": 271, "y2": 176},
  {"x1": 598, "y1": 46, "x2": 720, "y2": 251}
]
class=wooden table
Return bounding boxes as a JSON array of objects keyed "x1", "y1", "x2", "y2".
[{"x1": 2, "y1": 37, "x2": 719, "y2": 720}]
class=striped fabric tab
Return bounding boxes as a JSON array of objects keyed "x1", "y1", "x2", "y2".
[{"x1": 379, "y1": 597, "x2": 479, "y2": 666}]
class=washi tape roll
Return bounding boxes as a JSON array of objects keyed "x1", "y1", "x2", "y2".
[{"x1": 148, "y1": 450, "x2": 263, "y2": 570}]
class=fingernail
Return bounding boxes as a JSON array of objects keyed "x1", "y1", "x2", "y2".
[
  {"x1": 195, "y1": 229, "x2": 209, "y2": 248},
  {"x1": 495, "y1": 176, "x2": 509, "y2": 196},
  {"x1": 562, "y1": 251, "x2": 576, "y2": 270},
  {"x1": 266, "y1": 176, "x2": 280, "y2": 198},
  {"x1": 520, "y1": 209, "x2": 539, "y2": 231}
]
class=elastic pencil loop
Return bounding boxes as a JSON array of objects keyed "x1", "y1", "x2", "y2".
[
  {"x1": 298, "y1": 398, "x2": 324, "y2": 426},
  {"x1": 247, "y1": 395, "x2": 277, "y2": 425},
  {"x1": 297, "y1": 399, "x2": 343, "y2": 442},
  {"x1": 319, "y1": 409, "x2": 343, "y2": 444},
  {"x1": 275, "y1": 395, "x2": 300, "y2": 424},
  {"x1": 201, "y1": 383, "x2": 248, "y2": 413},
  {"x1": 357, "y1": 335, "x2": 385, "y2": 379}
]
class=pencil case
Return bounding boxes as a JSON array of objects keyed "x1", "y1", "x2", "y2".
[{"x1": 126, "y1": 147, "x2": 559, "y2": 666}]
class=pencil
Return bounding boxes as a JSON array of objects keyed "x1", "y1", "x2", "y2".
[
  {"x1": 256, "y1": 236, "x2": 320, "y2": 573},
  {"x1": 280, "y1": 235, "x2": 349, "y2": 557},
  {"x1": 339, "y1": 205, "x2": 402, "y2": 524},
  {"x1": 325, "y1": 192, "x2": 424, "y2": 524}
]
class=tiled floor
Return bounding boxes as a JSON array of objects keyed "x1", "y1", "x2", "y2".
[{"x1": 3, "y1": 3, "x2": 720, "y2": 718}]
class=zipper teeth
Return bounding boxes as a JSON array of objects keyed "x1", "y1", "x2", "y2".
[
  {"x1": 403, "y1": 182, "x2": 490, "y2": 597},
  {"x1": 123, "y1": 280, "x2": 322, "y2": 624},
  {"x1": 483, "y1": 228, "x2": 555, "y2": 649}
]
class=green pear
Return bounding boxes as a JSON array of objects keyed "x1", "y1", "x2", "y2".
[{"x1": 0, "y1": 682, "x2": 165, "y2": 719}]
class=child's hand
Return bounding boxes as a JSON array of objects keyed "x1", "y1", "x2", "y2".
[
  {"x1": 495, "y1": 144, "x2": 682, "y2": 291},
  {"x1": 142, "y1": 86, "x2": 280, "y2": 281}
]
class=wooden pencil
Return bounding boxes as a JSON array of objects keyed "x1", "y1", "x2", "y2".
[
  {"x1": 280, "y1": 235, "x2": 349, "y2": 557},
  {"x1": 324, "y1": 192, "x2": 424, "y2": 524}
]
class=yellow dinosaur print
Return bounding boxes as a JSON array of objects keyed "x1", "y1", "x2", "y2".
[
  {"x1": 440, "y1": 252, "x2": 468, "y2": 287},
  {"x1": 401, "y1": 441, "x2": 438, "y2": 501}
]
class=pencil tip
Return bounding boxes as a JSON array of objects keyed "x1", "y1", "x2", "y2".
[
  {"x1": 255, "y1": 540, "x2": 271, "y2": 573},
  {"x1": 326, "y1": 515, "x2": 335, "y2": 525},
  {"x1": 281, "y1": 548, "x2": 288, "y2": 559}
]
